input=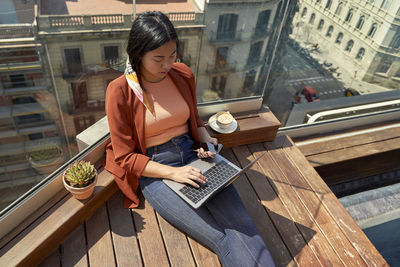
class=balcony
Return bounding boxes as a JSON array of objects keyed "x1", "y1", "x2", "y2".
[
  {"x1": 1, "y1": 78, "x2": 48, "y2": 95},
  {"x1": 37, "y1": 12, "x2": 204, "y2": 34},
  {"x1": 209, "y1": 30, "x2": 243, "y2": 43},
  {"x1": 206, "y1": 62, "x2": 237, "y2": 74}
]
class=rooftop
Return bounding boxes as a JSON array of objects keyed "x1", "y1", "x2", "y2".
[{"x1": 40, "y1": 0, "x2": 196, "y2": 15}]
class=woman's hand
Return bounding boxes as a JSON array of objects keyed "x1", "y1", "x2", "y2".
[
  {"x1": 197, "y1": 127, "x2": 219, "y2": 158},
  {"x1": 167, "y1": 166, "x2": 207, "y2": 188}
]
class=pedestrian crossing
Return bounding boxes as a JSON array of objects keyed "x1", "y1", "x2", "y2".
[{"x1": 287, "y1": 76, "x2": 335, "y2": 86}]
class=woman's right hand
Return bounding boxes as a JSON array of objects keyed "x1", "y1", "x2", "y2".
[{"x1": 167, "y1": 166, "x2": 207, "y2": 188}]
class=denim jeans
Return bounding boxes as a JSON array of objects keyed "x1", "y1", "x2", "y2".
[{"x1": 139, "y1": 133, "x2": 275, "y2": 267}]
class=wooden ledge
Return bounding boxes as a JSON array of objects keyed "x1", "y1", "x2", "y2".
[
  {"x1": 0, "y1": 166, "x2": 118, "y2": 266},
  {"x1": 206, "y1": 108, "x2": 281, "y2": 148},
  {"x1": 295, "y1": 122, "x2": 400, "y2": 185}
]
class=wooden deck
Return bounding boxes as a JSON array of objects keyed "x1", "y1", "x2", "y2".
[
  {"x1": 295, "y1": 122, "x2": 400, "y2": 185},
  {"x1": 38, "y1": 135, "x2": 387, "y2": 267}
]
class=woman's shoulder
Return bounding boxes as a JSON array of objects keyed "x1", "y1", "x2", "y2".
[
  {"x1": 108, "y1": 75, "x2": 127, "y2": 88},
  {"x1": 171, "y1": 63, "x2": 194, "y2": 79}
]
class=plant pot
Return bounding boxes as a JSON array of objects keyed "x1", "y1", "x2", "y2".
[
  {"x1": 30, "y1": 155, "x2": 64, "y2": 175},
  {"x1": 63, "y1": 171, "x2": 98, "y2": 200}
]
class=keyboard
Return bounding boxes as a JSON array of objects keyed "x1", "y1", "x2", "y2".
[{"x1": 179, "y1": 160, "x2": 239, "y2": 204}]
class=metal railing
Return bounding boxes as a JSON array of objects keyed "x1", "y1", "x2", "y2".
[{"x1": 0, "y1": 24, "x2": 33, "y2": 39}]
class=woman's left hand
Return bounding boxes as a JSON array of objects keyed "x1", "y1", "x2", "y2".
[{"x1": 196, "y1": 147, "x2": 216, "y2": 158}]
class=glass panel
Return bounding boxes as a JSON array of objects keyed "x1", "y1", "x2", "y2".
[{"x1": 1, "y1": 0, "x2": 400, "y2": 235}]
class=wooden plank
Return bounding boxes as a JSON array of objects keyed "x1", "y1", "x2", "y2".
[
  {"x1": 248, "y1": 141, "x2": 343, "y2": 266},
  {"x1": 132, "y1": 198, "x2": 170, "y2": 267},
  {"x1": 38, "y1": 247, "x2": 60, "y2": 267},
  {"x1": 0, "y1": 168, "x2": 118, "y2": 266},
  {"x1": 187, "y1": 237, "x2": 221, "y2": 267},
  {"x1": 61, "y1": 224, "x2": 88, "y2": 267},
  {"x1": 306, "y1": 137, "x2": 400, "y2": 167},
  {"x1": 222, "y1": 148, "x2": 297, "y2": 267},
  {"x1": 0, "y1": 189, "x2": 68, "y2": 249},
  {"x1": 156, "y1": 213, "x2": 196, "y2": 267},
  {"x1": 282, "y1": 136, "x2": 388, "y2": 266},
  {"x1": 242, "y1": 143, "x2": 323, "y2": 266},
  {"x1": 297, "y1": 125, "x2": 400, "y2": 157},
  {"x1": 107, "y1": 192, "x2": 143, "y2": 267},
  {"x1": 265, "y1": 136, "x2": 366, "y2": 265},
  {"x1": 315, "y1": 149, "x2": 400, "y2": 185},
  {"x1": 86, "y1": 204, "x2": 115, "y2": 266}
]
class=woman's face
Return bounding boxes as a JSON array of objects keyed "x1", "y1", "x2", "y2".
[{"x1": 140, "y1": 40, "x2": 177, "y2": 83}]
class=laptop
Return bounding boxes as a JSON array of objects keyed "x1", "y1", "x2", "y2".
[{"x1": 163, "y1": 149, "x2": 266, "y2": 209}]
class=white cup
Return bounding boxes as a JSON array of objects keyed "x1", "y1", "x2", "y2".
[{"x1": 216, "y1": 111, "x2": 233, "y2": 129}]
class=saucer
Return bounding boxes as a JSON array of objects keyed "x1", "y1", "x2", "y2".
[{"x1": 208, "y1": 114, "x2": 238, "y2": 134}]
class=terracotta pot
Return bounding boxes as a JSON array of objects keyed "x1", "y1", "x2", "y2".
[{"x1": 62, "y1": 171, "x2": 98, "y2": 200}]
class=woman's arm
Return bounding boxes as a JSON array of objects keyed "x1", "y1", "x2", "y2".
[{"x1": 142, "y1": 160, "x2": 207, "y2": 188}]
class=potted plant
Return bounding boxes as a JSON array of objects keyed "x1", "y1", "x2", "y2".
[
  {"x1": 27, "y1": 140, "x2": 64, "y2": 175},
  {"x1": 63, "y1": 160, "x2": 98, "y2": 200}
]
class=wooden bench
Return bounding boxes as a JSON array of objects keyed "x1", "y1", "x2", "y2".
[
  {"x1": 295, "y1": 121, "x2": 400, "y2": 185},
  {"x1": 34, "y1": 136, "x2": 386, "y2": 266}
]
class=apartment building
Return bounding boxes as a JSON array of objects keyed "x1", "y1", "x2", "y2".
[
  {"x1": 293, "y1": 0, "x2": 400, "y2": 89},
  {"x1": 37, "y1": 0, "x2": 205, "y2": 143},
  {"x1": 0, "y1": 23, "x2": 64, "y2": 209},
  {"x1": 197, "y1": 0, "x2": 283, "y2": 101}
]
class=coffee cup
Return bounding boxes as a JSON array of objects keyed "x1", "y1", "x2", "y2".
[{"x1": 216, "y1": 111, "x2": 233, "y2": 129}]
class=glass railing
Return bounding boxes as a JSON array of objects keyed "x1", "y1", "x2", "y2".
[{"x1": 0, "y1": 0, "x2": 399, "y2": 223}]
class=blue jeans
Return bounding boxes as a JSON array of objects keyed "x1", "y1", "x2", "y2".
[{"x1": 139, "y1": 134, "x2": 275, "y2": 267}]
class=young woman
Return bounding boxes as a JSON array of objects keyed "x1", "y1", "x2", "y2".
[{"x1": 105, "y1": 11, "x2": 275, "y2": 267}]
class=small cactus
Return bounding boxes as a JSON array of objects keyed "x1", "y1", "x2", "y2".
[{"x1": 64, "y1": 161, "x2": 96, "y2": 188}]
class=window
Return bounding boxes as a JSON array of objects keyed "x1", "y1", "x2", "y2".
[
  {"x1": 391, "y1": 34, "x2": 400, "y2": 49},
  {"x1": 356, "y1": 48, "x2": 365, "y2": 60},
  {"x1": 336, "y1": 32, "x2": 344, "y2": 43},
  {"x1": 255, "y1": 9, "x2": 271, "y2": 36},
  {"x1": 380, "y1": 0, "x2": 391, "y2": 10},
  {"x1": 217, "y1": 14, "x2": 239, "y2": 40},
  {"x1": 345, "y1": 40, "x2": 354, "y2": 52},
  {"x1": 317, "y1": 19, "x2": 324, "y2": 30},
  {"x1": 9, "y1": 74, "x2": 26, "y2": 88},
  {"x1": 242, "y1": 70, "x2": 257, "y2": 94},
  {"x1": 64, "y1": 48, "x2": 82, "y2": 74},
  {"x1": 211, "y1": 75, "x2": 227, "y2": 98},
  {"x1": 368, "y1": 23, "x2": 377, "y2": 37},
  {"x1": 247, "y1": 41, "x2": 263, "y2": 65},
  {"x1": 356, "y1": 16, "x2": 365, "y2": 30},
  {"x1": 215, "y1": 47, "x2": 228, "y2": 68},
  {"x1": 345, "y1": 9, "x2": 353, "y2": 23},
  {"x1": 325, "y1": 0, "x2": 332, "y2": 9},
  {"x1": 309, "y1": 13, "x2": 316, "y2": 24},
  {"x1": 376, "y1": 57, "x2": 392, "y2": 73},
  {"x1": 301, "y1": 7, "x2": 307, "y2": 18},
  {"x1": 73, "y1": 115, "x2": 95, "y2": 134},
  {"x1": 71, "y1": 82, "x2": 88, "y2": 110},
  {"x1": 104, "y1": 45, "x2": 119, "y2": 65},
  {"x1": 335, "y1": 2, "x2": 343, "y2": 15},
  {"x1": 326, "y1": 25, "x2": 334, "y2": 37}
]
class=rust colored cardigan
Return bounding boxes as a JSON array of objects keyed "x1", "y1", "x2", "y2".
[{"x1": 105, "y1": 63, "x2": 205, "y2": 208}]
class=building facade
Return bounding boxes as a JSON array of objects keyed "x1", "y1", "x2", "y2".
[
  {"x1": 293, "y1": 0, "x2": 400, "y2": 89},
  {"x1": 196, "y1": 0, "x2": 282, "y2": 101}
]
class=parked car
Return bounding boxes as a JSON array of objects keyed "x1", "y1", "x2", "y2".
[{"x1": 301, "y1": 86, "x2": 320, "y2": 102}]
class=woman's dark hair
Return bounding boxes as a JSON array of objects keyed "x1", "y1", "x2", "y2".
[{"x1": 127, "y1": 11, "x2": 179, "y2": 84}]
